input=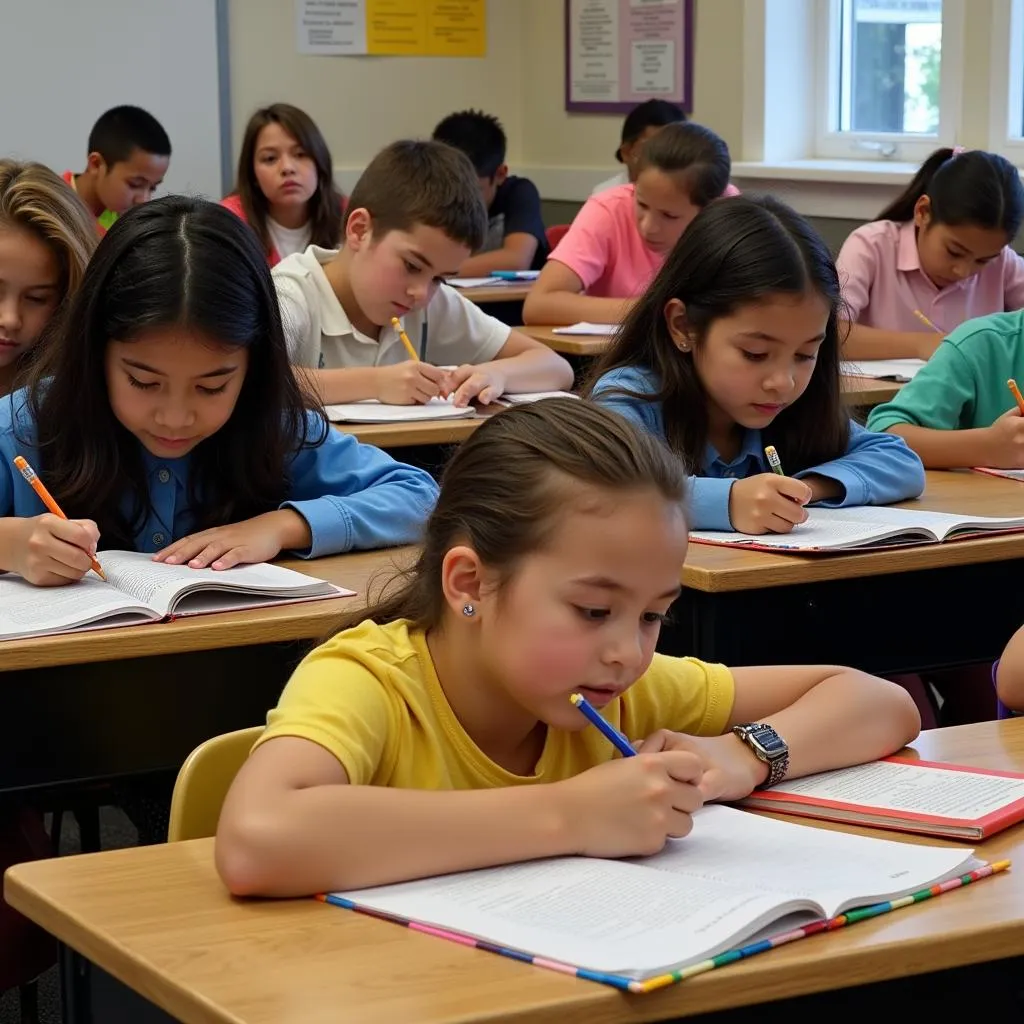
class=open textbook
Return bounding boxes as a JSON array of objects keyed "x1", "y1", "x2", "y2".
[
  {"x1": 842, "y1": 358, "x2": 926, "y2": 381},
  {"x1": 320, "y1": 805, "x2": 994, "y2": 991},
  {"x1": 689, "y1": 505, "x2": 1024, "y2": 553},
  {"x1": 741, "y1": 757, "x2": 1024, "y2": 839},
  {"x1": 325, "y1": 397, "x2": 476, "y2": 423},
  {"x1": 0, "y1": 550, "x2": 349, "y2": 641}
]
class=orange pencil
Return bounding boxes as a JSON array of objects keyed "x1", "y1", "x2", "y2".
[
  {"x1": 912, "y1": 309, "x2": 943, "y2": 334},
  {"x1": 1009, "y1": 379, "x2": 1024, "y2": 415},
  {"x1": 12, "y1": 455, "x2": 106, "y2": 580}
]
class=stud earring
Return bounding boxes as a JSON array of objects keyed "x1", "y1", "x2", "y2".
[{"x1": 462, "y1": 603, "x2": 476, "y2": 617}]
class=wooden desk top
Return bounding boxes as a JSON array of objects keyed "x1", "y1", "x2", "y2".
[
  {"x1": 682, "y1": 469, "x2": 1024, "y2": 593},
  {"x1": 0, "y1": 547, "x2": 415, "y2": 674},
  {"x1": 7, "y1": 719, "x2": 1023, "y2": 1024},
  {"x1": 454, "y1": 283, "x2": 532, "y2": 305},
  {"x1": 841, "y1": 374, "x2": 903, "y2": 407},
  {"x1": 520, "y1": 324, "x2": 611, "y2": 357}
]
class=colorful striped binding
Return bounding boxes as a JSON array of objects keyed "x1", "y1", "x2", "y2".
[{"x1": 316, "y1": 859, "x2": 1010, "y2": 993}]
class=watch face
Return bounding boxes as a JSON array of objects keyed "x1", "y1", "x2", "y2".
[{"x1": 750, "y1": 726, "x2": 787, "y2": 757}]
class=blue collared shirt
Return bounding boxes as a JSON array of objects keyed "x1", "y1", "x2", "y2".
[
  {"x1": 0, "y1": 389, "x2": 438, "y2": 557},
  {"x1": 592, "y1": 366, "x2": 925, "y2": 531}
]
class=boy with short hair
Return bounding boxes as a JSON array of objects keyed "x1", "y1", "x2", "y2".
[
  {"x1": 65, "y1": 105, "x2": 171, "y2": 233},
  {"x1": 272, "y1": 140, "x2": 571, "y2": 408},
  {"x1": 431, "y1": 109, "x2": 548, "y2": 275}
]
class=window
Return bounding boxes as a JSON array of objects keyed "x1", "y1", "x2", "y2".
[
  {"x1": 816, "y1": 0, "x2": 963, "y2": 161},
  {"x1": 989, "y1": 0, "x2": 1024, "y2": 163}
]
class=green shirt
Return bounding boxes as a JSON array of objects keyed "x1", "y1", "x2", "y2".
[{"x1": 866, "y1": 309, "x2": 1024, "y2": 433}]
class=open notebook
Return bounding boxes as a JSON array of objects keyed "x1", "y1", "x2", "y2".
[
  {"x1": 689, "y1": 505, "x2": 1024, "y2": 553},
  {"x1": 841, "y1": 358, "x2": 926, "y2": 381},
  {"x1": 325, "y1": 398, "x2": 476, "y2": 423},
  {"x1": 319, "y1": 805, "x2": 998, "y2": 993},
  {"x1": 551, "y1": 322, "x2": 620, "y2": 336},
  {"x1": 0, "y1": 550, "x2": 349, "y2": 641},
  {"x1": 974, "y1": 467, "x2": 1024, "y2": 482}
]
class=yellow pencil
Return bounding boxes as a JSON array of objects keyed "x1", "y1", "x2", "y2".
[
  {"x1": 12, "y1": 455, "x2": 106, "y2": 580},
  {"x1": 912, "y1": 309, "x2": 943, "y2": 334},
  {"x1": 391, "y1": 317, "x2": 419, "y2": 362},
  {"x1": 1008, "y1": 379, "x2": 1024, "y2": 415},
  {"x1": 764, "y1": 445, "x2": 784, "y2": 476}
]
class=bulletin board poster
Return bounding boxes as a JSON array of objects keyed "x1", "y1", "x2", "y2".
[
  {"x1": 565, "y1": 0, "x2": 693, "y2": 113},
  {"x1": 296, "y1": 0, "x2": 486, "y2": 57}
]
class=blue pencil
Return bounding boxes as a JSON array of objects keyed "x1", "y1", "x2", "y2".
[{"x1": 570, "y1": 693, "x2": 636, "y2": 757}]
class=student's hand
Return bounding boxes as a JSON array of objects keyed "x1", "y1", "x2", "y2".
[
  {"x1": 984, "y1": 408, "x2": 1024, "y2": 468},
  {"x1": 635, "y1": 731, "x2": 768, "y2": 803},
  {"x1": 728, "y1": 474, "x2": 812, "y2": 534},
  {"x1": 446, "y1": 364, "x2": 508, "y2": 407},
  {"x1": 555, "y1": 751, "x2": 704, "y2": 858},
  {"x1": 11, "y1": 514, "x2": 101, "y2": 586},
  {"x1": 375, "y1": 362, "x2": 449, "y2": 405},
  {"x1": 153, "y1": 510, "x2": 312, "y2": 571}
]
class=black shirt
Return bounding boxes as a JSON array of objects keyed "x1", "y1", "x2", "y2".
[{"x1": 482, "y1": 175, "x2": 549, "y2": 271}]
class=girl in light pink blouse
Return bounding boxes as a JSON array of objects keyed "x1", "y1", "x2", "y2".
[
  {"x1": 523, "y1": 122, "x2": 738, "y2": 327},
  {"x1": 837, "y1": 148, "x2": 1024, "y2": 362}
]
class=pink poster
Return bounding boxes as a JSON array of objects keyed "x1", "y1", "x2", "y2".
[{"x1": 566, "y1": 0, "x2": 692, "y2": 113}]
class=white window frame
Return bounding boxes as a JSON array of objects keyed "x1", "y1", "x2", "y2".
[
  {"x1": 989, "y1": 0, "x2": 1024, "y2": 165},
  {"x1": 814, "y1": 0, "x2": 964, "y2": 163}
]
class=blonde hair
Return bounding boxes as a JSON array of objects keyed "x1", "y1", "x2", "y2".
[{"x1": 0, "y1": 160, "x2": 97, "y2": 322}]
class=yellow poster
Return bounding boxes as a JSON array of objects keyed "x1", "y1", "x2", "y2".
[{"x1": 365, "y1": 0, "x2": 485, "y2": 57}]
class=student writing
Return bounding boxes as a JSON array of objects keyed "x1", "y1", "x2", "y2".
[
  {"x1": 432, "y1": 109, "x2": 548, "y2": 275},
  {"x1": 588, "y1": 196, "x2": 924, "y2": 534},
  {"x1": 214, "y1": 399, "x2": 920, "y2": 896},
  {"x1": 0, "y1": 197, "x2": 437, "y2": 586},
  {"x1": 523, "y1": 122, "x2": 738, "y2": 327},
  {"x1": 0, "y1": 161, "x2": 97, "y2": 396},
  {"x1": 63, "y1": 105, "x2": 171, "y2": 234},
  {"x1": 837, "y1": 148, "x2": 1024, "y2": 361},
  {"x1": 865, "y1": 309, "x2": 1024, "y2": 468},
  {"x1": 591, "y1": 98, "x2": 685, "y2": 196},
  {"x1": 273, "y1": 140, "x2": 572, "y2": 408},
  {"x1": 221, "y1": 103, "x2": 345, "y2": 268}
]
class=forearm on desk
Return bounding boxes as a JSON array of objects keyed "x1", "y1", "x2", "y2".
[
  {"x1": 523, "y1": 289, "x2": 631, "y2": 327},
  {"x1": 886, "y1": 423, "x2": 991, "y2": 468},
  {"x1": 296, "y1": 366, "x2": 384, "y2": 405},
  {"x1": 842, "y1": 322, "x2": 933, "y2": 361}
]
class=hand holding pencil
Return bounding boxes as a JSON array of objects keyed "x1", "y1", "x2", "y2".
[
  {"x1": 375, "y1": 317, "x2": 451, "y2": 405},
  {"x1": 9, "y1": 455, "x2": 104, "y2": 586}
]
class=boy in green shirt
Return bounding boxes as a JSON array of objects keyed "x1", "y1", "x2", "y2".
[{"x1": 866, "y1": 309, "x2": 1024, "y2": 468}]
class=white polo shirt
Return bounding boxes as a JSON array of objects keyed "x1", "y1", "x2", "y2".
[{"x1": 273, "y1": 246, "x2": 511, "y2": 369}]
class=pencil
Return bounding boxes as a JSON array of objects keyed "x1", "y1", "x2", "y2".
[
  {"x1": 391, "y1": 317, "x2": 420, "y2": 362},
  {"x1": 1010, "y1": 379, "x2": 1024, "y2": 415},
  {"x1": 570, "y1": 693, "x2": 635, "y2": 757},
  {"x1": 764, "y1": 445, "x2": 784, "y2": 476},
  {"x1": 12, "y1": 455, "x2": 106, "y2": 580},
  {"x1": 912, "y1": 309, "x2": 943, "y2": 334}
]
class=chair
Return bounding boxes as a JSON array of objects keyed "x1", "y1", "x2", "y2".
[
  {"x1": 545, "y1": 223, "x2": 571, "y2": 250},
  {"x1": 167, "y1": 727, "x2": 262, "y2": 842},
  {"x1": 992, "y1": 659, "x2": 1016, "y2": 720}
]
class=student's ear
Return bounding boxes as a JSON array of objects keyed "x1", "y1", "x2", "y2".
[
  {"x1": 664, "y1": 298, "x2": 695, "y2": 353},
  {"x1": 85, "y1": 151, "x2": 106, "y2": 176},
  {"x1": 440, "y1": 545, "x2": 496, "y2": 622},
  {"x1": 345, "y1": 207, "x2": 374, "y2": 250},
  {"x1": 913, "y1": 195, "x2": 932, "y2": 229},
  {"x1": 493, "y1": 164, "x2": 508, "y2": 187}
]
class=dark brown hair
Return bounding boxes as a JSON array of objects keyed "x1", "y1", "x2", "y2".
[
  {"x1": 585, "y1": 195, "x2": 849, "y2": 476},
  {"x1": 345, "y1": 139, "x2": 487, "y2": 251},
  {"x1": 25, "y1": 196, "x2": 323, "y2": 551},
  {"x1": 236, "y1": 104, "x2": 344, "y2": 257},
  {"x1": 634, "y1": 121, "x2": 731, "y2": 205},
  {"x1": 335, "y1": 398, "x2": 686, "y2": 632}
]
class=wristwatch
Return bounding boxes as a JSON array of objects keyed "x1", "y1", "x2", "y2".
[{"x1": 732, "y1": 723, "x2": 789, "y2": 788}]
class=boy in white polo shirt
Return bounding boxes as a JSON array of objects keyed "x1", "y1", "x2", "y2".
[{"x1": 273, "y1": 139, "x2": 572, "y2": 407}]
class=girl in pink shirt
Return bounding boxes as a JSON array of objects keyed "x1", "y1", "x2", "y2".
[
  {"x1": 524, "y1": 122, "x2": 736, "y2": 326},
  {"x1": 837, "y1": 148, "x2": 1024, "y2": 361},
  {"x1": 221, "y1": 104, "x2": 345, "y2": 267}
]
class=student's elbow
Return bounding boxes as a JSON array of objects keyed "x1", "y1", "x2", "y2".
[
  {"x1": 550, "y1": 352, "x2": 575, "y2": 389},
  {"x1": 215, "y1": 809, "x2": 284, "y2": 897},
  {"x1": 887, "y1": 679, "x2": 923, "y2": 744},
  {"x1": 522, "y1": 288, "x2": 547, "y2": 324}
]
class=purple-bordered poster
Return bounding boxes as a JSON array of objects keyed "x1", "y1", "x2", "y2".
[{"x1": 565, "y1": 0, "x2": 693, "y2": 114}]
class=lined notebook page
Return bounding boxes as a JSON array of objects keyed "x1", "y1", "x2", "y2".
[{"x1": 842, "y1": 359, "x2": 926, "y2": 380}]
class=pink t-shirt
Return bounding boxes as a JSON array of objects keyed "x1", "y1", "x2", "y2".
[
  {"x1": 550, "y1": 183, "x2": 741, "y2": 299},
  {"x1": 836, "y1": 218, "x2": 1024, "y2": 334}
]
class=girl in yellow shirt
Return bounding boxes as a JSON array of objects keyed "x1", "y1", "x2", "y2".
[{"x1": 216, "y1": 399, "x2": 920, "y2": 898}]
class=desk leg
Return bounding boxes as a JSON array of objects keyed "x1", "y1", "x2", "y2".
[
  {"x1": 59, "y1": 944, "x2": 91, "y2": 1024},
  {"x1": 60, "y1": 945, "x2": 180, "y2": 1023}
]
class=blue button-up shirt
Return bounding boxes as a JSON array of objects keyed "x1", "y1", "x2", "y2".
[
  {"x1": 0, "y1": 390, "x2": 438, "y2": 557},
  {"x1": 592, "y1": 366, "x2": 926, "y2": 531}
]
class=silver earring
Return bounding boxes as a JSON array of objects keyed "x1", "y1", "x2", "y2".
[{"x1": 462, "y1": 603, "x2": 475, "y2": 617}]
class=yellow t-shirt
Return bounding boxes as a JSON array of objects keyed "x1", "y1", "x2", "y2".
[{"x1": 255, "y1": 619, "x2": 735, "y2": 788}]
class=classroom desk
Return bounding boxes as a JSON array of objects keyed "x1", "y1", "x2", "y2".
[
  {"x1": 7, "y1": 719, "x2": 1024, "y2": 1024},
  {"x1": 332, "y1": 404, "x2": 498, "y2": 448},
  {"x1": 454, "y1": 282, "x2": 532, "y2": 305},
  {"x1": 0, "y1": 547, "x2": 413, "y2": 799},
  {"x1": 670, "y1": 469, "x2": 1024, "y2": 672}
]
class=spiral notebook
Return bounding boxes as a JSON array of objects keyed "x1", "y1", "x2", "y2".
[{"x1": 318, "y1": 805, "x2": 1004, "y2": 993}]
